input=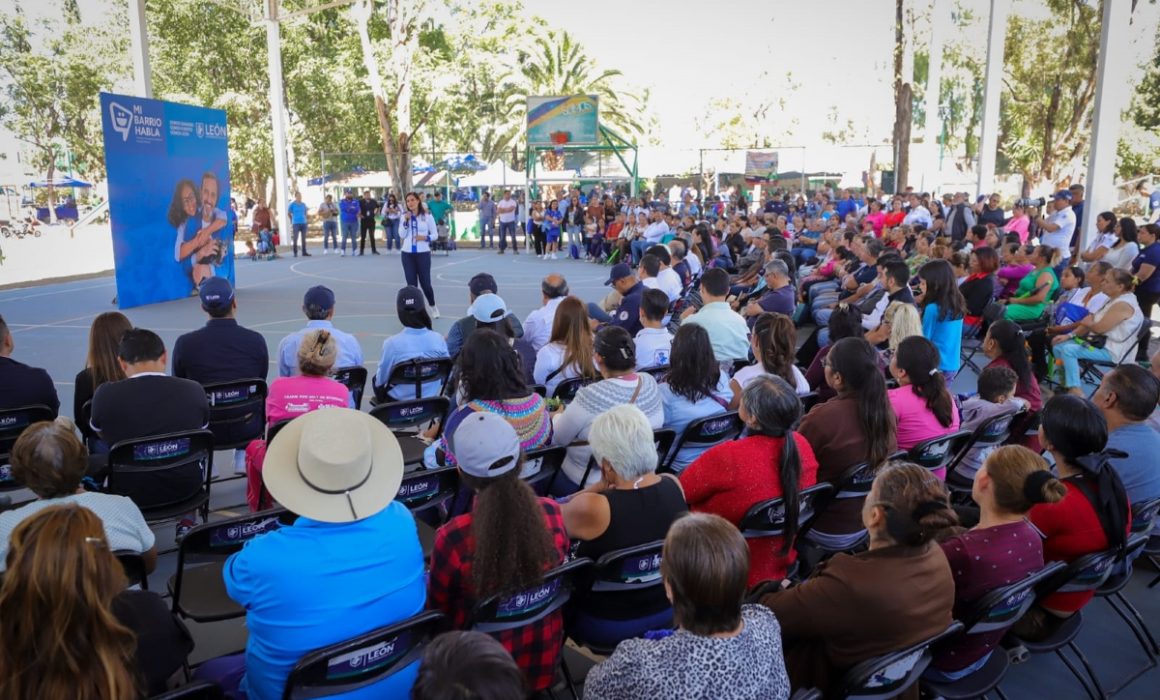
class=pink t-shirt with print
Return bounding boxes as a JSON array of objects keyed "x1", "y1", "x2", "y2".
[
  {"x1": 888, "y1": 384, "x2": 961, "y2": 469},
  {"x1": 266, "y1": 375, "x2": 351, "y2": 425}
]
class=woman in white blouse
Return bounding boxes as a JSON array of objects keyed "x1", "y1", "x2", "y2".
[
  {"x1": 729, "y1": 312, "x2": 809, "y2": 409},
  {"x1": 533, "y1": 297, "x2": 599, "y2": 397},
  {"x1": 1102, "y1": 218, "x2": 1141, "y2": 271},
  {"x1": 400, "y1": 191, "x2": 440, "y2": 318}
]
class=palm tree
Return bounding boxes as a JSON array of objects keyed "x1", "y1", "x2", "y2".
[{"x1": 506, "y1": 29, "x2": 647, "y2": 172}]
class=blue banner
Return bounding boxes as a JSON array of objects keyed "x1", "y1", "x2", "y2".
[{"x1": 100, "y1": 93, "x2": 235, "y2": 308}]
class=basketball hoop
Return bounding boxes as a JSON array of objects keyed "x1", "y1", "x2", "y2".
[{"x1": 550, "y1": 131, "x2": 570, "y2": 157}]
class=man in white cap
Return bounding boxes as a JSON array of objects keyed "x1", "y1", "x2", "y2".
[{"x1": 198, "y1": 408, "x2": 425, "y2": 699}]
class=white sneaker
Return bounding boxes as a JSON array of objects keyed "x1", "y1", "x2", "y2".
[
  {"x1": 430, "y1": 306, "x2": 441, "y2": 319},
  {"x1": 340, "y1": 249, "x2": 345, "y2": 257},
  {"x1": 323, "y1": 249, "x2": 329, "y2": 255},
  {"x1": 550, "y1": 253, "x2": 558, "y2": 260}
]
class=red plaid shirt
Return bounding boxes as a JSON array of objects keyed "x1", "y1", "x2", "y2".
[{"x1": 428, "y1": 497, "x2": 569, "y2": 692}]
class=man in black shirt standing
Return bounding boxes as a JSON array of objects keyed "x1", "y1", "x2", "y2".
[
  {"x1": 172, "y1": 277, "x2": 268, "y2": 475},
  {"x1": 90, "y1": 328, "x2": 209, "y2": 534},
  {"x1": 0, "y1": 314, "x2": 59, "y2": 416},
  {"x1": 359, "y1": 189, "x2": 380, "y2": 256}
]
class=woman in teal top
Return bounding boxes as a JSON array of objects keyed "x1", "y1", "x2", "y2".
[
  {"x1": 918, "y1": 259, "x2": 967, "y2": 373},
  {"x1": 1003, "y1": 245, "x2": 1060, "y2": 322}
]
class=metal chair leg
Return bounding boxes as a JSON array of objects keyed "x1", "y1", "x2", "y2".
[
  {"x1": 1066, "y1": 641, "x2": 1108, "y2": 700},
  {"x1": 1108, "y1": 592, "x2": 1160, "y2": 657}
]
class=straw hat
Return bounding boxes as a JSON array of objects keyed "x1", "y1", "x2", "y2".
[{"x1": 263, "y1": 408, "x2": 404, "y2": 523}]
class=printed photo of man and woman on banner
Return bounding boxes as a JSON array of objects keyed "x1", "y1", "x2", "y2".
[{"x1": 100, "y1": 92, "x2": 235, "y2": 309}]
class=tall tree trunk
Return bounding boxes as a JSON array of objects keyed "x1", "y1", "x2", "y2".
[
  {"x1": 45, "y1": 159, "x2": 57, "y2": 224},
  {"x1": 891, "y1": 0, "x2": 911, "y2": 192},
  {"x1": 353, "y1": 0, "x2": 414, "y2": 195}
]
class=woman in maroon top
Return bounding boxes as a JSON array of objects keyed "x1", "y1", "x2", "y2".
[
  {"x1": 1013, "y1": 395, "x2": 1130, "y2": 642},
  {"x1": 929, "y1": 445, "x2": 1063, "y2": 680},
  {"x1": 680, "y1": 375, "x2": 819, "y2": 586},
  {"x1": 800, "y1": 338, "x2": 897, "y2": 546},
  {"x1": 982, "y1": 320, "x2": 1043, "y2": 414}
]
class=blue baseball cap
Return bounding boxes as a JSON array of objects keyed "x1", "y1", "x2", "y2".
[
  {"x1": 303, "y1": 285, "x2": 335, "y2": 312},
  {"x1": 1053, "y1": 189, "x2": 1073, "y2": 201},
  {"x1": 604, "y1": 262, "x2": 633, "y2": 286},
  {"x1": 198, "y1": 276, "x2": 234, "y2": 311}
]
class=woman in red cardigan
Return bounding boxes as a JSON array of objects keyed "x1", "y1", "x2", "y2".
[{"x1": 679, "y1": 375, "x2": 819, "y2": 586}]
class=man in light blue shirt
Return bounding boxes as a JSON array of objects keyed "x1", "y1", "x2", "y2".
[
  {"x1": 679, "y1": 268, "x2": 751, "y2": 363},
  {"x1": 287, "y1": 192, "x2": 310, "y2": 257},
  {"x1": 1095, "y1": 366, "x2": 1160, "y2": 515},
  {"x1": 277, "y1": 285, "x2": 364, "y2": 376},
  {"x1": 204, "y1": 409, "x2": 426, "y2": 700}
]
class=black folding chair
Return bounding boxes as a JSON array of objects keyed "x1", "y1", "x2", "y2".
[
  {"x1": 659, "y1": 411, "x2": 743, "y2": 474},
  {"x1": 579, "y1": 428, "x2": 676, "y2": 486},
  {"x1": 944, "y1": 408, "x2": 1025, "y2": 495},
  {"x1": 907, "y1": 430, "x2": 971, "y2": 474},
  {"x1": 798, "y1": 460, "x2": 877, "y2": 552},
  {"x1": 281, "y1": 610, "x2": 446, "y2": 700},
  {"x1": 552, "y1": 376, "x2": 596, "y2": 404},
  {"x1": 115, "y1": 550, "x2": 150, "y2": 590},
  {"x1": 373, "y1": 358, "x2": 453, "y2": 404},
  {"x1": 522, "y1": 445, "x2": 566, "y2": 496},
  {"x1": 106, "y1": 430, "x2": 215, "y2": 524},
  {"x1": 202, "y1": 379, "x2": 267, "y2": 451},
  {"x1": 369, "y1": 397, "x2": 452, "y2": 468},
  {"x1": 530, "y1": 383, "x2": 548, "y2": 398},
  {"x1": 395, "y1": 465, "x2": 459, "y2": 521},
  {"x1": 569, "y1": 540, "x2": 669, "y2": 656},
  {"x1": 331, "y1": 365, "x2": 368, "y2": 410},
  {"x1": 168, "y1": 508, "x2": 297, "y2": 622},
  {"x1": 0, "y1": 404, "x2": 55, "y2": 491},
  {"x1": 960, "y1": 300, "x2": 1005, "y2": 375},
  {"x1": 739, "y1": 482, "x2": 834, "y2": 540},
  {"x1": 149, "y1": 681, "x2": 224, "y2": 700},
  {"x1": 470, "y1": 558, "x2": 593, "y2": 699},
  {"x1": 1093, "y1": 531, "x2": 1157, "y2": 694},
  {"x1": 799, "y1": 390, "x2": 822, "y2": 415},
  {"x1": 1010, "y1": 545, "x2": 1130, "y2": 700},
  {"x1": 266, "y1": 418, "x2": 293, "y2": 443},
  {"x1": 920, "y1": 562, "x2": 1065, "y2": 700},
  {"x1": 841, "y1": 622, "x2": 964, "y2": 699}
]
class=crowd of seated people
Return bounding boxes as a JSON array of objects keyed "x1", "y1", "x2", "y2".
[{"x1": 4, "y1": 183, "x2": 1160, "y2": 700}]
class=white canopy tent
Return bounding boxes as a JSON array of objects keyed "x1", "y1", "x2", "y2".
[{"x1": 456, "y1": 160, "x2": 526, "y2": 189}]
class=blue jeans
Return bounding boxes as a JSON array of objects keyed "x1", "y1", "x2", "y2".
[
  {"x1": 291, "y1": 223, "x2": 307, "y2": 253},
  {"x1": 792, "y1": 246, "x2": 818, "y2": 267},
  {"x1": 480, "y1": 219, "x2": 495, "y2": 247},
  {"x1": 630, "y1": 238, "x2": 650, "y2": 265},
  {"x1": 321, "y1": 220, "x2": 337, "y2": 250},
  {"x1": 1052, "y1": 340, "x2": 1112, "y2": 389},
  {"x1": 401, "y1": 251, "x2": 435, "y2": 306},
  {"x1": 340, "y1": 221, "x2": 357, "y2": 252},
  {"x1": 498, "y1": 221, "x2": 516, "y2": 251},
  {"x1": 808, "y1": 280, "x2": 839, "y2": 305},
  {"x1": 384, "y1": 218, "x2": 401, "y2": 250},
  {"x1": 587, "y1": 302, "x2": 612, "y2": 325}
]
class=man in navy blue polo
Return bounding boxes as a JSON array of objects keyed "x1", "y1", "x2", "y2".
[
  {"x1": 587, "y1": 263, "x2": 645, "y2": 336},
  {"x1": 172, "y1": 277, "x2": 268, "y2": 474},
  {"x1": 0, "y1": 314, "x2": 59, "y2": 416}
]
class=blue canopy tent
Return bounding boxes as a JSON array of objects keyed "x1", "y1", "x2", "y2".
[
  {"x1": 27, "y1": 177, "x2": 91, "y2": 222},
  {"x1": 28, "y1": 176, "x2": 92, "y2": 188}
]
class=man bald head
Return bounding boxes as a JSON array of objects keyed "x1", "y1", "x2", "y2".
[{"x1": 541, "y1": 274, "x2": 569, "y2": 304}]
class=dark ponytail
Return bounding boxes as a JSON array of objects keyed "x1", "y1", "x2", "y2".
[
  {"x1": 741, "y1": 376, "x2": 804, "y2": 554},
  {"x1": 987, "y1": 320, "x2": 1033, "y2": 391},
  {"x1": 895, "y1": 336, "x2": 954, "y2": 427},
  {"x1": 828, "y1": 338, "x2": 896, "y2": 466}
]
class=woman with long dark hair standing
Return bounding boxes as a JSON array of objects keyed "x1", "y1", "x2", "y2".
[
  {"x1": 917, "y1": 258, "x2": 967, "y2": 374},
  {"x1": 400, "y1": 192, "x2": 440, "y2": 317},
  {"x1": 681, "y1": 376, "x2": 819, "y2": 586},
  {"x1": 428, "y1": 413, "x2": 569, "y2": 694},
  {"x1": 800, "y1": 337, "x2": 898, "y2": 546}
]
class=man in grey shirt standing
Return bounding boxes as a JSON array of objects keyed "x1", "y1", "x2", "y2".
[{"x1": 478, "y1": 192, "x2": 497, "y2": 249}]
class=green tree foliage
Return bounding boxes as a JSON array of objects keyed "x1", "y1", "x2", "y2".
[
  {"x1": 0, "y1": 7, "x2": 127, "y2": 209},
  {"x1": 998, "y1": 0, "x2": 1100, "y2": 188}
]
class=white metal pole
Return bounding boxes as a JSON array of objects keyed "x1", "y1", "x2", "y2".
[
  {"x1": 922, "y1": 1, "x2": 946, "y2": 193},
  {"x1": 265, "y1": 2, "x2": 291, "y2": 242},
  {"x1": 1082, "y1": 0, "x2": 1133, "y2": 254},
  {"x1": 976, "y1": 0, "x2": 1009, "y2": 197},
  {"x1": 127, "y1": 0, "x2": 153, "y2": 98}
]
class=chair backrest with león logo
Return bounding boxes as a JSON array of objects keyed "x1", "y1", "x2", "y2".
[
  {"x1": 660, "y1": 411, "x2": 743, "y2": 473},
  {"x1": 0, "y1": 404, "x2": 56, "y2": 490},
  {"x1": 470, "y1": 558, "x2": 593, "y2": 635},
  {"x1": 842, "y1": 622, "x2": 963, "y2": 699},
  {"x1": 738, "y1": 483, "x2": 834, "y2": 539},
  {"x1": 202, "y1": 379, "x2": 267, "y2": 450},
  {"x1": 281, "y1": 611, "x2": 446, "y2": 700}
]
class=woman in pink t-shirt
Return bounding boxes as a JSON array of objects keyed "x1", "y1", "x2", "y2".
[
  {"x1": 863, "y1": 199, "x2": 887, "y2": 237},
  {"x1": 1003, "y1": 203, "x2": 1030, "y2": 244},
  {"x1": 246, "y1": 329, "x2": 352, "y2": 509},
  {"x1": 887, "y1": 337, "x2": 960, "y2": 476}
]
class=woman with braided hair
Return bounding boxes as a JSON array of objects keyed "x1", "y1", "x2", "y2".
[
  {"x1": 928, "y1": 445, "x2": 1065, "y2": 680},
  {"x1": 758, "y1": 462, "x2": 957, "y2": 697}
]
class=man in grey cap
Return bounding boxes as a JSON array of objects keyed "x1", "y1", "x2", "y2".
[
  {"x1": 276, "y1": 285, "x2": 364, "y2": 376},
  {"x1": 445, "y1": 272, "x2": 525, "y2": 358}
]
